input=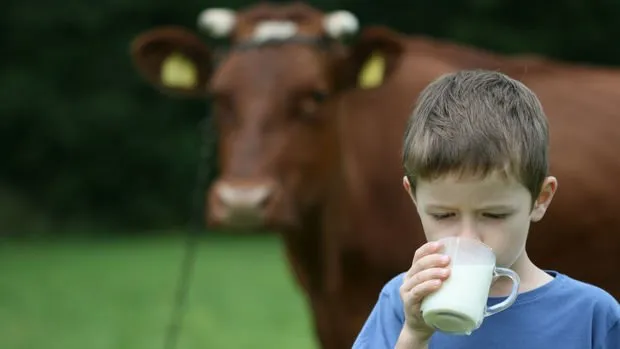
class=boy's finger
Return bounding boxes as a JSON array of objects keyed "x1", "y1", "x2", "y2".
[
  {"x1": 411, "y1": 241, "x2": 443, "y2": 266},
  {"x1": 406, "y1": 254, "x2": 451, "y2": 278},
  {"x1": 409, "y1": 279, "x2": 444, "y2": 305}
]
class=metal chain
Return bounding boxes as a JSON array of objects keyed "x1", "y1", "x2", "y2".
[{"x1": 163, "y1": 113, "x2": 217, "y2": 349}]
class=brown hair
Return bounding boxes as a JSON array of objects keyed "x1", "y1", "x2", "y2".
[{"x1": 402, "y1": 69, "x2": 549, "y2": 201}]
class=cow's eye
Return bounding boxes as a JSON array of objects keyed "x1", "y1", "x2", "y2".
[
  {"x1": 310, "y1": 90, "x2": 328, "y2": 103},
  {"x1": 298, "y1": 96, "x2": 319, "y2": 117},
  {"x1": 299, "y1": 91, "x2": 327, "y2": 117},
  {"x1": 293, "y1": 89, "x2": 329, "y2": 121}
]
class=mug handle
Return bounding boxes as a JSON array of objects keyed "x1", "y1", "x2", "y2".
[{"x1": 484, "y1": 267, "x2": 520, "y2": 317}]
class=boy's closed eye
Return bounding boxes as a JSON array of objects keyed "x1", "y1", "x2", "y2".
[
  {"x1": 428, "y1": 212, "x2": 512, "y2": 220},
  {"x1": 430, "y1": 213, "x2": 455, "y2": 220},
  {"x1": 482, "y1": 212, "x2": 511, "y2": 219}
]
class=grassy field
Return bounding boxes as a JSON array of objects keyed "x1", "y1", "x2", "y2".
[{"x1": 0, "y1": 233, "x2": 318, "y2": 349}]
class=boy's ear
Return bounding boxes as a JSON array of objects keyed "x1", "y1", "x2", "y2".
[
  {"x1": 531, "y1": 176, "x2": 558, "y2": 222},
  {"x1": 130, "y1": 26, "x2": 213, "y2": 98},
  {"x1": 403, "y1": 176, "x2": 417, "y2": 204},
  {"x1": 334, "y1": 25, "x2": 406, "y2": 91}
]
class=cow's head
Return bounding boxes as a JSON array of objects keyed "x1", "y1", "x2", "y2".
[{"x1": 130, "y1": 2, "x2": 405, "y2": 231}]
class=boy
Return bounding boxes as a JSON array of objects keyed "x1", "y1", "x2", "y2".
[{"x1": 352, "y1": 70, "x2": 619, "y2": 348}]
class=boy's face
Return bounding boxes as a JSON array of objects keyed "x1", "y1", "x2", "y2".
[{"x1": 403, "y1": 171, "x2": 557, "y2": 268}]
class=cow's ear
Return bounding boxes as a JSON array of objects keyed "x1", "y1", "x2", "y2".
[
  {"x1": 130, "y1": 26, "x2": 212, "y2": 98},
  {"x1": 335, "y1": 26, "x2": 405, "y2": 91}
]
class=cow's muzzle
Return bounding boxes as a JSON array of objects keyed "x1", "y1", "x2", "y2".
[{"x1": 207, "y1": 178, "x2": 277, "y2": 229}]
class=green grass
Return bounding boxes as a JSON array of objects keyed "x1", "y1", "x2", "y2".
[{"x1": 0, "y1": 234, "x2": 318, "y2": 349}]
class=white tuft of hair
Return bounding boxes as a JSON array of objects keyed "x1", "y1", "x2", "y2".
[
  {"x1": 323, "y1": 10, "x2": 359, "y2": 38},
  {"x1": 252, "y1": 20, "x2": 298, "y2": 42},
  {"x1": 197, "y1": 8, "x2": 237, "y2": 38}
]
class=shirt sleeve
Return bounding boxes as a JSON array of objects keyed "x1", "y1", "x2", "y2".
[
  {"x1": 600, "y1": 320, "x2": 619, "y2": 349},
  {"x1": 352, "y1": 276, "x2": 406, "y2": 349}
]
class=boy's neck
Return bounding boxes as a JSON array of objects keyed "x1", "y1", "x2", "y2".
[{"x1": 489, "y1": 252, "x2": 553, "y2": 297}]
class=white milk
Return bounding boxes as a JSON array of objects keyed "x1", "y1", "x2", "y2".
[{"x1": 421, "y1": 264, "x2": 494, "y2": 334}]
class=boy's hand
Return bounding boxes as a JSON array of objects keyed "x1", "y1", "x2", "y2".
[{"x1": 399, "y1": 241, "x2": 452, "y2": 343}]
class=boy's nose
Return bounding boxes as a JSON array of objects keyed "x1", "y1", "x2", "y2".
[{"x1": 457, "y1": 221, "x2": 480, "y2": 240}]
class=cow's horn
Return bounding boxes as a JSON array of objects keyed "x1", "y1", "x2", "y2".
[
  {"x1": 323, "y1": 10, "x2": 359, "y2": 38},
  {"x1": 197, "y1": 8, "x2": 237, "y2": 38}
]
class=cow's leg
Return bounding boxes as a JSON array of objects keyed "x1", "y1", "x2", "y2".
[
  {"x1": 282, "y1": 265, "x2": 345, "y2": 348},
  {"x1": 337, "y1": 276, "x2": 396, "y2": 348},
  {"x1": 278, "y1": 234, "x2": 340, "y2": 347},
  {"x1": 309, "y1": 295, "x2": 372, "y2": 349},
  {"x1": 282, "y1": 261, "x2": 375, "y2": 347},
  {"x1": 307, "y1": 295, "x2": 332, "y2": 348},
  {"x1": 307, "y1": 294, "x2": 352, "y2": 349}
]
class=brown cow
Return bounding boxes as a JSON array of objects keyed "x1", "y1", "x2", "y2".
[{"x1": 130, "y1": 2, "x2": 620, "y2": 348}]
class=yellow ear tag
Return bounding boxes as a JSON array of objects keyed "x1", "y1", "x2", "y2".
[
  {"x1": 161, "y1": 52, "x2": 198, "y2": 89},
  {"x1": 358, "y1": 52, "x2": 385, "y2": 89}
]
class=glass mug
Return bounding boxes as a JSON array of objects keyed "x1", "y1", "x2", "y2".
[{"x1": 420, "y1": 236, "x2": 520, "y2": 335}]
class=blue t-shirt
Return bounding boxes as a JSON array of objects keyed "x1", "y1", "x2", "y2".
[{"x1": 352, "y1": 270, "x2": 619, "y2": 349}]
